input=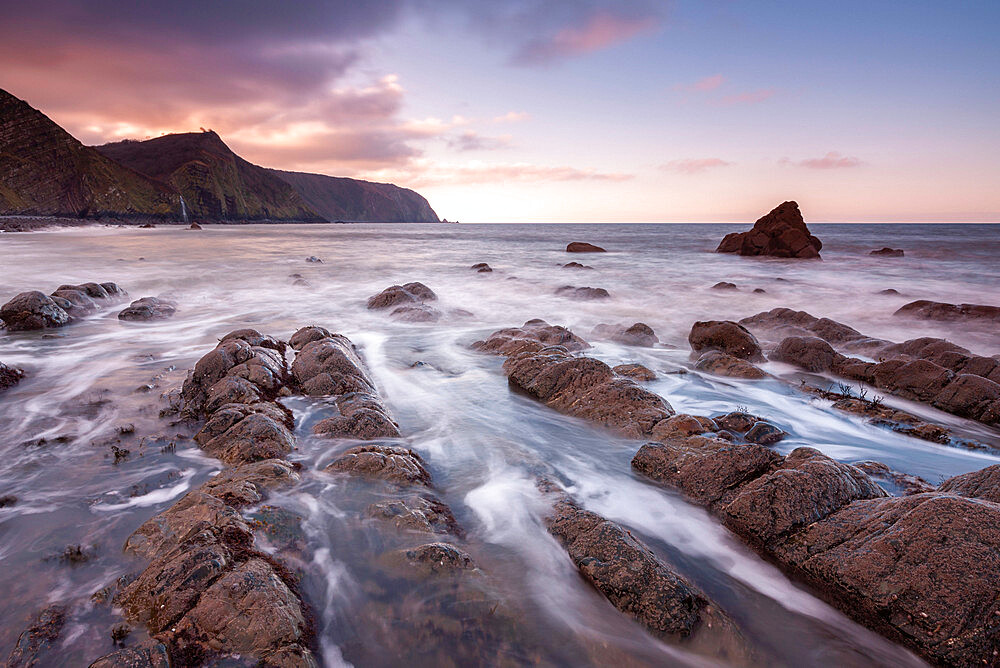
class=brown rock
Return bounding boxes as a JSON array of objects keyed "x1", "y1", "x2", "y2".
[
  {"x1": 744, "y1": 421, "x2": 785, "y2": 445},
  {"x1": 366, "y1": 282, "x2": 437, "y2": 309},
  {"x1": 592, "y1": 322, "x2": 658, "y2": 347},
  {"x1": 200, "y1": 412, "x2": 296, "y2": 465},
  {"x1": 650, "y1": 414, "x2": 719, "y2": 440},
  {"x1": 555, "y1": 285, "x2": 610, "y2": 300},
  {"x1": 894, "y1": 299, "x2": 1000, "y2": 324},
  {"x1": 288, "y1": 325, "x2": 333, "y2": 351},
  {"x1": 932, "y1": 374, "x2": 1000, "y2": 424},
  {"x1": 566, "y1": 242, "x2": 606, "y2": 253},
  {"x1": 1, "y1": 361, "x2": 25, "y2": 392},
  {"x1": 117, "y1": 296, "x2": 177, "y2": 321},
  {"x1": 715, "y1": 411, "x2": 759, "y2": 432},
  {"x1": 688, "y1": 320, "x2": 763, "y2": 361},
  {"x1": 769, "y1": 336, "x2": 840, "y2": 372},
  {"x1": 872, "y1": 358, "x2": 953, "y2": 402},
  {"x1": 938, "y1": 464, "x2": 1000, "y2": 502},
  {"x1": 613, "y1": 363, "x2": 656, "y2": 381},
  {"x1": 694, "y1": 351, "x2": 767, "y2": 379},
  {"x1": 390, "y1": 303, "x2": 442, "y2": 322},
  {"x1": 384, "y1": 542, "x2": 476, "y2": 577},
  {"x1": 367, "y1": 495, "x2": 463, "y2": 536},
  {"x1": 324, "y1": 444, "x2": 430, "y2": 485},
  {"x1": 291, "y1": 334, "x2": 375, "y2": 397},
  {"x1": 0, "y1": 291, "x2": 70, "y2": 330},
  {"x1": 7, "y1": 605, "x2": 66, "y2": 668},
  {"x1": 88, "y1": 642, "x2": 171, "y2": 668},
  {"x1": 715, "y1": 201, "x2": 822, "y2": 259},
  {"x1": 562, "y1": 261, "x2": 593, "y2": 269},
  {"x1": 870, "y1": 247, "x2": 904, "y2": 257},
  {"x1": 852, "y1": 461, "x2": 935, "y2": 496},
  {"x1": 711, "y1": 281, "x2": 738, "y2": 290},
  {"x1": 472, "y1": 319, "x2": 589, "y2": 356}
]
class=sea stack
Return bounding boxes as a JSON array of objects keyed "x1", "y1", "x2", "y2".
[{"x1": 717, "y1": 201, "x2": 822, "y2": 259}]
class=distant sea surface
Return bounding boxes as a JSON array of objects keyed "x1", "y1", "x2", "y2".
[{"x1": 1, "y1": 222, "x2": 997, "y2": 665}]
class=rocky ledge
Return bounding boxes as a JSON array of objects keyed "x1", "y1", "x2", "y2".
[
  {"x1": 1, "y1": 281, "x2": 127, "y2": 330},
  {"x1": 716, "y1": 201, "x2": 822, "y2": 259}
]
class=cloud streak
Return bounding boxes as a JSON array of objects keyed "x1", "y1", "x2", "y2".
[
  {"x1": 512, "y1": 11, "x2": 660, "y2": 65},
  {"x1": 782, "y1": 152, "x2": 864, "y2": 169},
  {"x1": 660, "y1": 158, "x2": 732, "y2": 174}
]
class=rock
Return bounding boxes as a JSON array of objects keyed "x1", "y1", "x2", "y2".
[
  {"x1": 384, "y1": 542, "x2": 476, "y2": 577},
  {"x1": 367, "y1": 282, "x2": 437, "y2": 309},
  {"x1": 852, "y1": 461, "x2": 935, "y2": 496},
  {"x1": 470, "y1": 262, "x2": 492, "y2": 272},
  {"x1": 313, "y1": 394, "x2": 401, "y2": 440},
  {"x1": 716, "y1": 201, "x2": 822, "y2": 259},
  {"x1": 181, "y1": 334, "x2": 289, "y2": 416},
  {"x1": 694, "y1": 351, "x2": 767, "y2": 379},
  {"x1": 938, "y1": 464, "x2": 1000, "y2": 503},
  {"x1": 753, "y1": 288, "x2": 766, "y2": 294},
  {"x1": 324, "y1": 444, "x2": 430, "y2": 485},
  {"x1": 544, "y1": 496, "x2": 742, "y2": 647},
  {"x1": 288, "y1": 325, "x2": 332, "y2": 350},
  {"x1": 649, "y1": 414, "x2": 719, "y2": 440},
  {"x1": 715, "y1": 411, "x2": 759, "y2": 433},
  {"x1": 200, "y1": 412, "x2": 296, "y2": 465},
  {"x1": 0, "y1": 494, "x2": 16, "y2": 507},
  {"x1": 711, "y1": 281, "x2": 737, "y2": 290},
  {"x1": 566, "y1": 242, "x2": 606, "y2": 253},
  {"x1": 769, "y1": 336, "x2": 840, "y2": 372},
  {"x1": 189, "y1": 222, "x2": 203, "y2": 230},
  {"x1": 89, "y1": 643, "x2": 171, "y2": 668},
  {"x1": 291, "y1": 333, "x2": 376, "y2": 397},
  {"x1": 502, "y1": 351, "x2": 672, "y2": 438},
  {"x1": 555, "y1": 285, "x2": 610, "y2": 300},
  {"x1": 633, "y1": 436, "x2": 780, "y2": 508},
  {"x1": 878, "y1": 288, "x2": 900, "y2": 295},
  {"x1": 117, "y1": 296, "x2": 177, "y2": 321},
  {"x1": 872, "y1": 358, "x2": 954, "y2": 402},
  {"x1": 744, "y1": 421, "x2": 785, "y2": 445},
  {"x1": 688, "y1": 321, "x2": 763, "y2": 361},
  {"x1": 50, "y1": 287, "x2": 99, "y2": 316},
  {"x1": 472, "y1": 319, "x2": 589, "y2": 356},
  {"x1": 562, "y1": 261, "x2": 593, "y2": 269},
  {"x1": 932, "y1": 374, "x2": 1000, "y2": 423},
  {"x1": 0, "y1": 291, "x2": 70, "y2": 330},
  {"x1": 1, "y1": 361, "x2": 25, "y2": 392},
  {"x1": 390, "y1": 303, "x2": 442, "y2": 322},
  {"x1": 592, "y1": 322, "x2": 658, "y2": 347},
  {"x1": 894, "y1": 299, "x2": 1000, "y2": 324},
  {"x1": 613, "y1": 363, "x2": 656, "y2": 381},
  {"x1": 367, "y1": 495, "x2": 462, "y2": 535},
  {"x1": 305, "y1": 256, "x2": 322, "y2": 263},
  {"x1": 6, "y1": 605, "x2": 66, "y2": 668},
  {"x1": 739, "y1": 308, "x2": 873, "y2": 347},
  {"x1": 869, "y1": 247, "x2": 904, "y2": 257}
]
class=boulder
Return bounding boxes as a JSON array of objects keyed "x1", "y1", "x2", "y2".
[
  {"x1": 566, "y1": 242, "x2": 606, "y2": 253},
  {"x1": 117, "y1": 296, "x2": 177, "y2": 321},
  {"x1": 869, "y1": 247, "x2": 904, "y2": 257},
  {"x1": 291, "y1": 334, "x2": 375, "y2": 397},
  {"x1": 189, "y1": 222, "x2": 203, "y2": 230},
  {"x1": 470, "y1": 262, "x2": 492, "y2": 273},
  {"x1": 769, "y1": 336, "x2": 840, "y2": 372},
  {"x1": 367, "y1": 282, "x2": 436, "y2": 309},
  {"x1": 472, "y1": 319, "x2": 589, "y2": 356},
  {"x1": 871, "y1": 358, "x2": 953, "y2": 402},
  {"x1": 1, "y1": 361, "x2": 25, "y2": 392},
  {"x1": 744, "y1": 421, "x2": 785, "y2": 445},
  {"x1": 715, "y1": 411, "x2": 759, "y2": 433},
  {"x1": 649, "y1": 414, "x2": 719, "y2": 440},
  {"x1": 715, "y1": 201, "x2": 822, "y2": 259},
  {"x1": 711, "y1": 281, "x2": 737, "y2": 290},
  {"x1": 367, "y1": 495, "x2": 462, "y2": 535},
  {"x1": 938, "y1": 464, "x2": 1000, "y2": 503},
  {"x1": 390, "y1": 303, "x2": 442, "y2": 322},
  {"x1": 554, "y1": 285, "x2": 610, "y2": 300},
  {"x1": 688, "y1": 321, "x2": 763, "y2": 361},
  {"x1": 932, "y1": 374, "x2": 1000, "y2": 424},
  {"x1": 313, "y1": 395, "x2": 401, "y2": 440},
  {"x1": 591, "y1": 322, "x2": 658, "y2": 347},
  {"x1": 894, "y1": 299, "x2": 1000, "y2": 324},
  {"x1": 612, "y1": 363, "x2": 656, "y2": 381},
  {"x1": 694, "y1": 351, "x2": 767, "y2": 379},
  {"x1": 89, "y1": 643, "x2": 171, "y2": 668},
  {"x1": 852, "y1": 461, "x2": 935, "y2": 496},
  {"x1": 0, "y1": 291, "x2": 70, "y2": 330},
  {"x1": 324, "y1": 444, "x2": 430, "y2": 485},
  {"x1": 562, "y1": 261, "x2": 593, "y2": 269}
]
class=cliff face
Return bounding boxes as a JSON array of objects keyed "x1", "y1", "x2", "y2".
[
  {"x1": 96, "y1": 132, "x2": 322, "y2": 222},
  {"x1": 0, "y1": 89, "x2": 177, "y2": 217},
  {"x1": 270, "y1": 169, "x2": 439, "y2": 223}
]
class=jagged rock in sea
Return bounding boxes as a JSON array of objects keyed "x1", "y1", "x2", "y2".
[
  {"x1": 566, "y1": 242, "x2": 606, "y2": 253},
  {"x1": 870, "y1": 247, "x2": 904, "y2": 257},
  {"x1": 591, "y1": 322, "x2": 659, "y2": 347},
  {"x1": 367, "y1": 282, "x2": 437, "y2": 310},
  {"x1": 894, "y1": 299, "x2": 1000, "y2": 324},
  {"x1": 554, "y1": 285, "x2": 611, "y2": 300},
  {"x1": 0, "y1": 361, "x2": 25, "y2": 392},
  {"x1": 716, "y1": 201, "x2": 822, "y2": 259},
  {"x1": 0, "y1": 89, "x2": 177, "y2": 218},
  {"x1": 688, "y1": 321, "x2": 764, "y2": 361},
  {"x1": 1, "y1": 282, "x2": 126, "y2": 330},
  {"x1": 117, "y1": 296, "x2": 177, "y2": 321}
]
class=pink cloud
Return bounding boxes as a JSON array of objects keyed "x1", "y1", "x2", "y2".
[
  {"x1": 674, "y1": 74, "x2": 725, "y2": 92},
  {"x1": 364, "y1": 161, "x2": 634, "y2": 188},
  {"x1": 513, "y1": 11, "x2": 659, "y2": 65},
  {"x1": 661, "y1": 158, "x2": 732, "y2": 174},
  {"x1": 782, "y1": 152, "x2": 864, "y2": 169},
  {"x1": 716, "y1": 88, "x2": 776, "y2": 106}
]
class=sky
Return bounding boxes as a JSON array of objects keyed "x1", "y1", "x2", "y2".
[{"x1": 1, "y1": 1, "x2": 998, "y2": 223}]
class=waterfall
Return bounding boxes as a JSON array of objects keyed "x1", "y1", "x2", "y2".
[{"x1": 179, "y1": 196, "x2": 189, "y2": 224}]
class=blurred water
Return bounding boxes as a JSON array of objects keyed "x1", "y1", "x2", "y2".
[{"x1": 1, "y1": 222, "x2": 998, "y2": 665}]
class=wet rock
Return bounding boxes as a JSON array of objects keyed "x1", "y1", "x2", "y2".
[
  {"x1": 544, "y1": 497, "x2": 740, "y2": 643},
  {"x1": 870, "y1": 247, "x2": 904, "y2": 257},
  {"x1": 124, "y1": 490, "x2": 255, "y2": 559},
  {"x1": 196, "y1": 401, "x2": 292, "y2": 446},
  {"x1": 716, "y1": 201, "x2": 822, "y2": 259},
  {"x1": 0, "y1": 291, "x2": 70, "y2": 330},
  {"x1": 633, "y1": 436, "x2": 780, "y2": 508},
  {"x1": 291, "y1": 333, "x2": 375, "y2": 397},
  {"x1": 50, "y1": 287, "x2": 100, "y2": 316},
  {"x1": 932, "y1": 374, "x2": 1000, "y2": 424},
  {"x1": 0, "y1": 494, "x2": 16, "y2": 507},
  {"x1": 200, "y1": 459, "x2": 301, "y2": 507},
  {"x1": 470, "y1": 262, "x2": 492, "y2": 272},
  {"x1": 769, "y1": 336, "x2": 839, "y2": 372},
  {"x1": 878, "y1": 288, "x2": 900, "y2": 295},
  {"x1": 1, "y1": 361, "x2": 25, "y2": 392},
  {"x1": 181, "y1": 332, "x2": 289, "y2": 417},
  {"x1": 472, "y1": 319, "x2": 589, "y2": 356},
  {"x1": 562, "y1": 261, "x2": 593, "y2": 269},
  {"x1": 325, "y1": 444, "x2": 430, "y2": 485},
  {"x1": 852, "y1": 461, "x2": 935, "y2": 496},
  {"x1": 189, "y1": 222, "x2": 203, "y2": 230},
  {"x1": 367, "y1": 282, "x2": 436, "y2": 309},
  {"x1": 288, "y1": 325, "x2": 333, "y2": 351},
  {"x1": 592, "y1": 322, "x2": 658, "y2": 347},
  {"x1": 503, "y1": 351, "x2": 673, "y2": 438},
  {"x1": 871, "y1": 358, "x2": 954, "y2": 402},
  {"x1": 385, "y1": 542, "x2": 476, "y2": 577},
  {"x1": 201, "y1": 412, "x2": 296, "y2": 465},
  {"x1": 305, "y1": 256, "x2": 322, "y2": 263},
  {"x1": 739, "y1": 308, "x2": 873, "y2": 347},
  {"x1": 753, "y1": 288, "x2": 766, "y2": 294},
  {"x1": 649, "y1": 414, "x2": 719, "y2": 440},
  {"x1": 722, "y1": 447, "x2": 887, "y2": 545},
  {"x1": 313, "y1": 393, "x2": 401, "y2": 440},
  {"x1": 894, "y1": 299, "x2": 1000, "y2": 324},
  {"x1": 566, "y1": 242, "x2": 606, "y2": 253},
  {"x1": 715, "y1": 411, "x2": 760, "y2": 434},
  {"x1": 694, "y1": 351, "x2": 767, "y2": 379},
  {"x1": 688, "y1": 320, "x2": 763, "y2": 361},
  {"x1": 368, "y1": 495, "x2": 463, "y2": 535},
  {"x1": 613, "y1": 363, "x2": 656, "y2": 381},
  {"x1": 938, "y1": 464, "x2": 1000, "y2": 503},
  {"x1": 555, "y1": 285, "x2": 610, "y2": 300},
  {"x1": 744, "y1": 421, "x2": 785, "y2": 445},
  {"x1": 6, "y1": 605, "x2": 67, "y2": 667},
  {"x1": 118, "y1": 296, "x2": 177, "y2": 321},
  {"x1": 390, "y1": 303, "x2": 442, "y2": 322},
  {"x1": 711, "y1": 281, "x2": 737, "y2": 290},
  {"x1": 89, "y1": 642, "x2": 171, "y2": 668}
]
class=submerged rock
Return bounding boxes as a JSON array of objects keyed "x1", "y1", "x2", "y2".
[
  {"x1": 325, "y1": 444, "x2": 430, "y2": 485},
  {"x1": 592, "y1": 322, "x2": 658, "y2": 347},
  {"x1": 470, "y1": 262, "x2": 492, "y2": 273},
  {"x1": 1, "y1": 361, "x2": 25, "y2": 392},
  {"x1": 711, "y1": 281, "x2": 738, "y2": 290},
  {"x1": 716, "y1": 201, "x2": 822, "y2": 259},
  {"x1": 117, "y1": 296, "x2": 177, "y2": 321},
  {"x1": 562, "y1": 261, "x2": 593, "y2": 269},
  {"x1": 554, "y1": 285, "x2": 610, "y2": 300},
  {"x1": 566, "y1": 242, "x2": 606, "y2": 253},
  {"x1": 6, "y1": 605, "x2": 66, "y2": 668},
  {"x1": 368, "y1": 495, "x2": 462, "y2": 535},
  {"x1": 688, "y1": 320, "x2": 763, "y2": 361},
  {"x1": 894, "y1": 299, "x2": 1000, "y2": 324},
  {"x1": 870, "y1": 247, "x2": 904, "y2": 257}
]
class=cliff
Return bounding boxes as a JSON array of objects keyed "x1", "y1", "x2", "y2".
[{"x1": 270, "y1": 169, "x2": 439, "y2": 223}]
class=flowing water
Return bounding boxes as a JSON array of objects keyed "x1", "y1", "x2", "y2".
[{"x1": 1, "y1": 222, "x2": 999, "y2": 666}]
